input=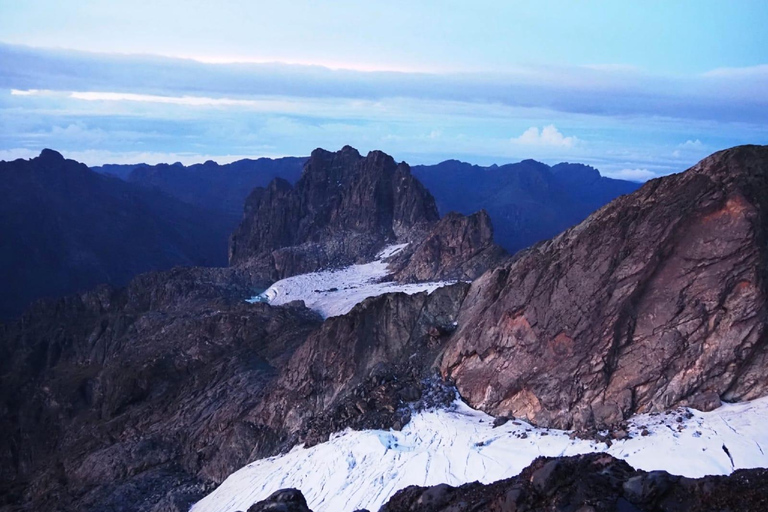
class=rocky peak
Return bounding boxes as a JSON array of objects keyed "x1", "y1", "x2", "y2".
[
  {"x1": 228, "y1": 146, "x2": 440, "y2": 276},
  {"x1": 439, "y1": 144, "x2": 768, "y2": 429}
]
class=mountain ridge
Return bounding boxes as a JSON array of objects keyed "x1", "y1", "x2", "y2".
[{"x1": 0, "y1": 149, "x2": 236, "y2": 320}]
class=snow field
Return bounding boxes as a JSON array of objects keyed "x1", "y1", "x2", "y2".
[
  {"x1": 192, "y1": 396, "x2": 768, "y2": 512},
  {"x1": 247, "y1": 244, "x2": 452, "y2": 318}
]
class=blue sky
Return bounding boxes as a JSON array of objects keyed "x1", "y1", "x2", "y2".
[{"x1": 1, "y1": 0, "x2": 767, "y2": 179}]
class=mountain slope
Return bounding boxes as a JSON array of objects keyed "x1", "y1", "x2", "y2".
[
  {"x1": 412, "y1": 159, "x2": 640, "y2": 254},
  {"x1": 439, "y1": 145, "x2": 768, "y2": 428},
  {"x1": 5, "y1": 145, "x2": 768, "y2": 512},
  {"x1": 0, "y1": 150, "x2": 236, "y2": 319},
  {"x1": 0, "y1": 147, "x2": 491, "y2": 512}
]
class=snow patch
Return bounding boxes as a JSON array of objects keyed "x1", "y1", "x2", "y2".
[
  {"x1": 192, "y1": 396, "x2": 768, "y2": 512},
  {"x1": 247, "y1": 244, "x2": 450, "y2": 318}
]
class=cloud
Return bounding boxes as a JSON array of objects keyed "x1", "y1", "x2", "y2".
[
  {"x1": 605, "y1": 168, "x2": 656, "y2": 182},
  {"x1": 512, "y1": 125, "x2": 578, "y2": 148},
  {"x1": 679, "y1": 139, "x2": 703, "y2": 148},
  {"x1": 672, "y1": 139, "x2": 706, "y2": 158},
  {"x1": 2, "y1": 43, "x2": 768, "y2": 124}
]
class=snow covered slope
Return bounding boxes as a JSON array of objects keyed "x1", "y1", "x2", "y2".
[
  {"x1": 247, "y1": 244, "x2": 452, "y2": 318},
  {"x1": 192, "y1": 396, "x2": 768, "y2": 512}
]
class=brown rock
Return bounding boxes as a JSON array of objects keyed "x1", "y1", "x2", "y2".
[
  {"x1": 440, "y1": 145, "x2": 768, "y2": 427},
  {"x1": 390, "y1": 210, "x2": 507, "y2": 282}
]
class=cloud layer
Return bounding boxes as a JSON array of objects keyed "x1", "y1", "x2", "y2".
[{"x1": 1, "y1": 43, "x2": 766, "y2": 179}]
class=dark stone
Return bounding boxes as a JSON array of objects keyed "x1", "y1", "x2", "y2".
[
  {"x1": 379, "y1": 453, "x2": 768, "y2": 512},
  {"x1": 246, "y1": 488, "x2": 312, "y2": 512},
  {"x1": 229, "y1": 146, "x2": 505, "y2": 283},
  {"x1": 389, "y1": 210, "x2": 507, "y2": 282}
]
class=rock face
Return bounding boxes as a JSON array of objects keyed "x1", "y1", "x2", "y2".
[
  {"x1": 440, "y1": 145, "x2": 768, "y2": 428},
  {"x1": 390, "y1": 210, "x2": 507, "y2": 282},
  {"x1": 379, "y1": 452, "x2": 768, "y2": 512},
  {"x1": 0, "y1": 266, "x2": 321, "y2": 512},
  {"x1": 0, "y1": 149, "x2": 236, "y2": 320},
  {"x1": 0, "y1": 273, "x2": 468, "y2": 511},
  {"x1": 229, "y1": 146, "x2": 440, "y2": 277},
  {"x1": 258, "y1": 283, "x2": 470, "y2": 447}
]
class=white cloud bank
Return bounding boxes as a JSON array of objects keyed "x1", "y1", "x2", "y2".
[
  {"x1": 605, "y1": 168, "x2": 657, "y2": 182},
  {"x1": 512, "y1": 125, "x2": 578, "y2": 148}
]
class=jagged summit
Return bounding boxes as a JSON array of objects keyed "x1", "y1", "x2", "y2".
[
  {"x1": 440, "y1": 144, "x2": 768, "y2": 428},
  {"x1": 229, "y1": 146, "x2": 474, "y2": 279},
  {"x1": 229, "y1": 145, "x2": 505, "y2": 282}
]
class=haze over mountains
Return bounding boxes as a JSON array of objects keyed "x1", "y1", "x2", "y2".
[{"x1": 95, "y1": 155, "x2": 639, "y2": 256}]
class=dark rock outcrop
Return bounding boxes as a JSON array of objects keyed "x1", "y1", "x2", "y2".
[
  {"x1": 0, "y1": 273, "x2": 469, "y2": 511},
  {"x1": 258, "y1": 283, "x2": 470, "y2": 447},
  {"x1": 379, "y1": 452, "x2": 768, "y2": 512},
  {"x1": 246, "y1": 489, "x2": 312, "y2": 512},
  {"x1": 228, "y1": 146, "x2": 440, "y2": 277},
  {"x1": 228, "y1": 146, "x2": 506, "y2": 282},
  {"x1": 412, "y1": 159, "x2": 640, "y2": 254},
  {"x1": 0, "y1": 266, "x2": 321, "y2": 511},
  {"x1": 440, "y1": 145, "x2": 768, "y2": 428},
  {"x1": 0, "y1": 150, "x2": 236, "y2": 320}
]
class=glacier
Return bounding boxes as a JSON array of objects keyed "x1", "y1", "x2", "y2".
[
  {"x1": 192, "y1": 395, "x2": 768, "y2": 512},
  {"x1": 247, "y1": 244, "x2": 453, "y2": 318}
]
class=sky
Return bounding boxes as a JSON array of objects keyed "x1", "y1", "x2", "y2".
[{"x1": 1, "y1": 0, "x2": 767, "y2": 180}]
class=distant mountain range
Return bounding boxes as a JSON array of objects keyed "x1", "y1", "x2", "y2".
[
  {"x1": 95, "y1": 155, "x2": 640, "y2": 257},
  {"x1": 412, "y1": 160, "x2": 640, "y2": 254},
  {"x1": 92, "y1": 157, "x2": 307, "y2": 216},
  {"x1": 0, "y1": 150, "x2": 638, "y2": 320},
  {"x1": 0, "y1": 150, "x2": 235, "y2": 319}
]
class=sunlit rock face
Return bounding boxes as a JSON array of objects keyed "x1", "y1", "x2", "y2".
[{"x1": 441, "y1": 145, "x2": 768, "y2": 429}]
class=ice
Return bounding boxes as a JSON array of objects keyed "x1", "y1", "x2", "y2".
[
  {"x1": 246, "y1": 244, "x2": 451, "y2": 318},
  {"x1": 191, "y1": 396, "x2": 768, "y2": 512}
]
